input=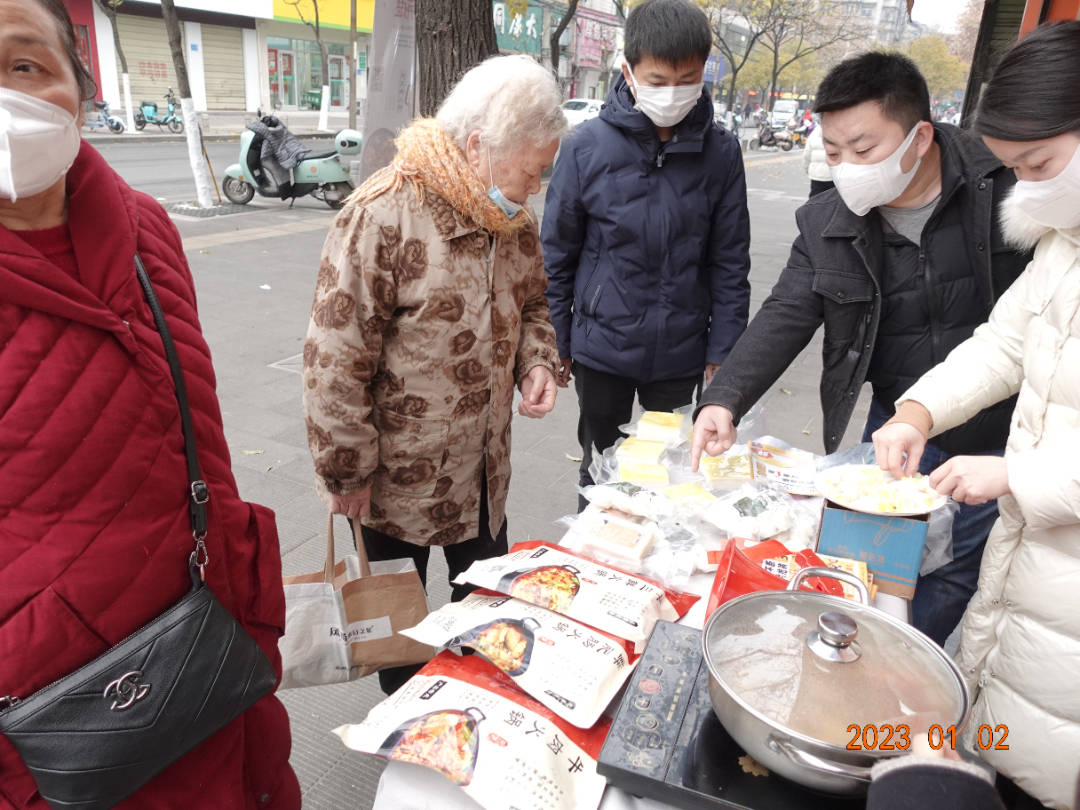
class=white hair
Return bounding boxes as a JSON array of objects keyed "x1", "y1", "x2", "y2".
[{"x1": 437, "y1": 55, "x2": 569, "y2": 160}]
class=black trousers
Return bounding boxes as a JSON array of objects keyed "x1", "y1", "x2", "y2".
[
  {"x1": 353, "y1": 471, "x2": 508, "y2": 695},
  {"x1": 572, "y1": 360, "x2": 699, "y2": 511}
]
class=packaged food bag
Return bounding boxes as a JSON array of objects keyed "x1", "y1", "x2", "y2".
[
  {"x1": 622, "y1": 409, "x2": 691, "y2": 445},
  {"x1": 452, "y1": 541, "x2": 698, "y2": 648},
  {"x1": 701, "y1": 483, "x2": 796, "y2": 540},
  {"x1": 334, "y1": 652, "x2": 610, "y2": 810},
  {"x1": 580, "y1": 481, "x2": 672, "y2": 521},
  {"x1": 749, "y1": 436, "x2": 821, "y2": 495},
  {"x1": 400, "y1": 592, "x2": 637, "y2": 728}
]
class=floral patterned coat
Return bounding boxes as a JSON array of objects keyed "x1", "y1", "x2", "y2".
[{"x1": 303, "y1": 185, "x2": 559, "y2": 545}]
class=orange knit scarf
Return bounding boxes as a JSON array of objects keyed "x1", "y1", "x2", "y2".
[{"x1": 351, "y1": 118, "x2": 530, "y2": 237}]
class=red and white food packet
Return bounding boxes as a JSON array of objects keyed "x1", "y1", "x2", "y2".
[
  {"x1": 400, "y1": 591, "x2": 638, "y2": 728},
  {"x1": 334, "y1": 651, "x2": 610, "y2": 810},
  {"x1": 451, "y1": 541, "x2": 698, "y2": 651}
]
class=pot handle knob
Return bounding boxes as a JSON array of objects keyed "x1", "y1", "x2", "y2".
[
  {"x1": 767, "y1": 736, "x2": 873, "y2": 783},
  {"x1": 787, "y1": 566, "x2": 870, "y2": 605},
  {"x1": 818, "y1": 611, "x2": 858, "y2": 647}
]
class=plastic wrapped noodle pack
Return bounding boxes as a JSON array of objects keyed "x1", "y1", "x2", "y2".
[
  {"x1": 400, "y1": 591, "x2": 637, "y2": 728},
  {"x1": 334, "y1": 652, "x2": 610, "y2": 810},
  {"x1": 452, "y1": 541, "x2": 698, "y2": 649}
]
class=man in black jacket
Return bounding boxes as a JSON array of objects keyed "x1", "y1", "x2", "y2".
[
  {"x1": 691, "y1": 53, "x2": 1031, "y2": 644},
  {"x1": 542, "y1": 0, "x2": 750, "y2": 508}
]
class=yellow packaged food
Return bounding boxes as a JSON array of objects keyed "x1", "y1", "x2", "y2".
[
  {"x1": 758, "y1": 554, "x2": 871, "y2": 602},
  {"x1": 636, "y1": 411, "x2": 686, "y2": 443},
  {"x1": 699, "y1": 449, "x2": 752, "y2": 484},
  {"x1": 662, "y1": 482, "x2": 716, "y2": 508},
  {"x1": 614, "y1": 436, "x2": 666, "y2": 464},
  {"x1": 617, "y1": 460, "x2": 670, "y2": 488}
]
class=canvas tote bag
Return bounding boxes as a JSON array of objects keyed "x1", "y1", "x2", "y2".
[{"x1": 279, "y1": 515, "x2": 434, "y2": 689}]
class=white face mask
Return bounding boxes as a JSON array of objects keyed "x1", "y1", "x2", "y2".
[
  {"x1": 0, "y1": 87, "x2": 81, "y2": 203},
  {"x1": 627, "y1": 68, "x2": 702, "y2": 128},
  {"x1": 1010, "y1": 142, "x2": 1080, "y2": 231},
  {"x1": 829, "y1": 123, "x2": 924, "y2": 217}
]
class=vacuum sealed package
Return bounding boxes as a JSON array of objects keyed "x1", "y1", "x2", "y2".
[
  {"x1": 580, "y1": 481, "x2": 672, "y2": 521},
  {"x1": 749, "y1": 436, "x2": 821, "y2": 495},
  {"x1": 698, "y1": 445, "x2": 754, "y2": 490},
  {"x1": 613, "y1": 437, "x2": 671, "y2": 487},
  {"x1": 563, "y1": 504, "x2": 661, "y2": 568},
  {"x1": 400, "y1": 592, "x2": 637, "y2": 728},
  {"x1": 452, "y1": 541, "x2": 698, "y2": 648},
  {"x1": 620, "y1": 409, "x2": 692, "y2": 445},
  {"x1": 701, "y1": 484, "x2": 797, "y2": 540},
  {"x1": 558, "y1": 507, "x2": 701, "y2": 590},
  {"x1": 334, "y1": 652, "x2": 610, "y2": 810}
]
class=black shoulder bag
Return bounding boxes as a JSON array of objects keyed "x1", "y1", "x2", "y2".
[{"x1": 0, "y1": 255, "x2": 277, "y2": 810}]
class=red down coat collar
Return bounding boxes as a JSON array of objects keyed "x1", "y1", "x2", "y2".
[{"x1": 0, "y1": 142, "x2": 298, "y2": 809}]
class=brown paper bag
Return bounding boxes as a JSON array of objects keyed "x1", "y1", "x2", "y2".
[{"x1": 278, "y1": 514, "x2": 434, "y2": 689}]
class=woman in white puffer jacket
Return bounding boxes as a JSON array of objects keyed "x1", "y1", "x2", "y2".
[{"x1": 873, "y1": 22, "x2": 1080, "y2": 810}]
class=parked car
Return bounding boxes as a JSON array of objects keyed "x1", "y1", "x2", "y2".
[
  {"x1": 770, "y1": 99, "x2": 800, "y2": 130},
  {"x1": 561, "y1": 98, "x2": 602, "y2": 127}
]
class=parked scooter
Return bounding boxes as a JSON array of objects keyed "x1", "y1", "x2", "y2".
[
  {"x1": 748, "y1": 121, "x2": 794, "y2": 151},
  {"x1": 134, "y1": 88, "x2": 183, "y2": 133},
  {"x1": 788, "y1": 118, "x2": 812, "y2": 149},
  {"x1": 83, "y1": 99, "x2": 125, "y2": 133},
  {"x1": 222, "y1": 115, "x2": 361, "y2": 209}
]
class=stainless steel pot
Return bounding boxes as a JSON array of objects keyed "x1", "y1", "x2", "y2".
[{"x1": 701, "y1": 567, "x2": 970, "y2": 795}]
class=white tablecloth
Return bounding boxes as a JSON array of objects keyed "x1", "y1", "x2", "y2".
[{"x1": 372, "y1": 572, "x2": 909, "y2": 810}]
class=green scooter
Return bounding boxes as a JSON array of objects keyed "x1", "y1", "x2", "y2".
[
  {"x1": 134, "y1": 88, "x2": 183, "y2": 133},
  {"x1": 222, "y1": 116, "x2": 361, "y2": 209}
]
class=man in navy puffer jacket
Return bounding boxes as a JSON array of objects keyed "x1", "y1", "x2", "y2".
[{"x1": 542, "y1": 0, "x2": 751, "y2": 504}]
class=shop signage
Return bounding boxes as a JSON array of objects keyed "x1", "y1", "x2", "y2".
[
  {"x1": 273, "y1": 0, "x2": 375, "y2": 31},
  {"x1": 493, "y1": 2, "x2": 543, "y2": 55},
  {"x1": 575, "y1": 15, "x2": 618, "y2": 69}
]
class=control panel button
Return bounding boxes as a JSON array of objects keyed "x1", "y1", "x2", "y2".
[{"x1": 638, "y1": 678, "x2": 661, "y2": 695}]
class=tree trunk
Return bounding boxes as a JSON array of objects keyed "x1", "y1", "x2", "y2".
[
  {"x1": 550, "y1": 0, "x2": 579, "y2": 74},
  {"x1": 94, "y1": 1, "x2": 136, "y2": 131},
  {"x1": 416, "y1": 0, "x2": 499, "y2": 116},
  {"x1": 160, "y1": 0, "x2": 214, "y2": 208}
]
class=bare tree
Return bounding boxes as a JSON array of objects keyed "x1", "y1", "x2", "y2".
[
  {"x1": 757, "y1": 0, "x2": 857, "y2": 111},
  {"x1": 285, "y1": 0, "x2": 333, "y2": 129},
  {"x1": 92, "y1": 0, "x2": 135, "y2": 132},
  {"x1": 415, "y1": 0, "x2": 499, "y2": 116},
  {"x1": 705, "y1": 0, "x2": 773, "y2": 110},
  {"x1": 160, "y1": 0, "x2": 215, "y2": 208},
  {"x1": 947, "y1": 0, "x2": 982, "y2": 63},
  {"x1": 550, "y1": 0, "x2": 581, "y2": 76}
]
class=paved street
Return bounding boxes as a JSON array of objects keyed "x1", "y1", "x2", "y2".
[{"x1": 112, "y1": 140, "x2": 869, "y2": 808}]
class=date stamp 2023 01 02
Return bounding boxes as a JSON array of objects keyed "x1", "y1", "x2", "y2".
[{"x1": 845, "y1": 723, "x2": 1010, "y2": 752}]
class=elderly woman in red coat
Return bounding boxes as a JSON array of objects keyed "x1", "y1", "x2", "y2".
[{"x1": 0, "y1": 1, "x2": 300, "y2": 808}]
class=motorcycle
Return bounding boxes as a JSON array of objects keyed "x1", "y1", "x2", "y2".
[
  {"x1": 748, "y1": 121, "x2": 794, "y2": 151},
  {"x1": 221, "y1": 115, "x2": 362, "y2": 209},
  {"x1": 134, "y1": 88, "x2": 183, "y2": 133},
  {"x1": 788, "y1": 119, "x2": 813, "y2": 149},
  {"x1": 83, "y1": 99, "x2": 125, "y2": 133}
]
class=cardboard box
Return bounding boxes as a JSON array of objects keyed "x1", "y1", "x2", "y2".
[{"x1": 815, "y1": 500, "x2": 928, "y2": 599}]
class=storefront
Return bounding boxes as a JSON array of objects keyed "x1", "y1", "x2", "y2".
[
  {"x1": 571, "y1": 8, "x2": 620, "y2": 100},
  {"x1": 261, "y1": 0, "x2": 374, "y2": 112},
  {"x1": 64, "y1": 0, "x2": 105, "y2": 105}
]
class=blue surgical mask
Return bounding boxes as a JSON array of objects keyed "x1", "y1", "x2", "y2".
[{"x1": 485, "y1": 143, "x2": 523, "y2": 218}]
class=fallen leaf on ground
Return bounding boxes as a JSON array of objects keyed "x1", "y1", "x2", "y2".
[
  {"x1": 565, "y1": 453, "x2": 583, "y2": 463},
  {"x1": 779, "y1": 388, "x2": 792, "y2": 396},
  {"x1": 242, "y1": 449, "x2": 264, "y2": 455}
]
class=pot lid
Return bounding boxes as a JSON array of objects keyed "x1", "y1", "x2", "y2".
[{"x1": 702, "y1": 568, "x2": 966, "y2": 749}]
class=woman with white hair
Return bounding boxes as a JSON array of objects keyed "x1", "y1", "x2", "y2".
[{"x1": 303, "y1": 55, "x2": 567, "y2": 694}]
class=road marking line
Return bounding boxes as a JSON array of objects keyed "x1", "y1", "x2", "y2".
[
  {"x1": 180, "y1": 216, "x2": 333, "y2": 251},
  {"x1": 745, "y1": 153, "x2": 804, "y2": 168}
]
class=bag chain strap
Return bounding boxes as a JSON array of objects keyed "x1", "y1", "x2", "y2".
[{"x1": 134, "y1": 254, "x2": 210, "y2": 576}]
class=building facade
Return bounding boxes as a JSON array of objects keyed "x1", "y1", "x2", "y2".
[{"x1": 66, "y1": 0, "x2": 374, "y2": 114}]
